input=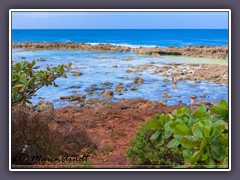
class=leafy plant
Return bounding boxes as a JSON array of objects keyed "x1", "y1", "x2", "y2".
[
  {"x1": 12, "y1": 60, "x2": 72, "y2": 106},
  {"x1": 210, "y1": 99, "x2": 229, "y2": 122},
  {"x1": 145, "y1": 100, "x2": 229, "y2": 168},
  {"x1": 126, "y1": 123, "x2": 183, "y2": 168}
]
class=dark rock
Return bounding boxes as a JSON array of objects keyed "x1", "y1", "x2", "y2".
[
  {"x1": 134, "y1": 77, "x2": 144, "y2": 84},
  {"x1": 130, "y1": 86, "x2": 138, "y2": 91},
  {"x1": 126, "y1": 69, "x2": 134, "y2": 73},
  {"x1": 67, "y1": 85, "x2": 82, "y2": 89},
  {"x1": 37, "y1": 58, "x2": 46, "y2": 61},
  {"x1": 101, "y1": 82, "x2": 113, "y2": 88},
  {"x1": 72, "y1": 71, "x2": 83, "y2": 77},
  {"x1": 104, "y1": 90, "x2": 114, "y2": 98},
  {"x1": 115, "y1": 83, "x2": 123, "y2": 92}
]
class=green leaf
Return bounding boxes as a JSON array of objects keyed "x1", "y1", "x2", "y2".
[
  {"x1": 203, "y1": 126, "x2": 211, "y2": 138},
  {"x1": 164, "y1": 120, "x2": 174, "y2": 132},
  {"x1": 150, "y1": 130, "x2": 162, "y2": 141},
  {"x1": 201, "y1": 151, "x2": 210, "y2": 161},
  {"x1": 167, "y1": 139, "x2": 180, "y2": 148},
  {"x1": 180, "y1": 137, "x2": 200, "y2": 148},
  {"x1": 210, "y1": 144, "x2": 227, "y2": 161},
  {"x1": 159, "y1": 114, "x2": 166, "y2": 126},
  {"x1": 217, "y1": 134, "x2": 228, "y2": 146},
  {"x1": 147, "y1": 119, "x2": 162, "y2": 130},
  {"x1": 210, "y1": 100, "x2": 228, "y2": 122},
  {"x1": 199, "y1": 138, "x2": 209, "y2": 150},
  {"x1": 192, "y1": 123, "x2": 204, "y2": 139},
  {"x1": 183, "y1": 149, "x2": 193, "y2": 163},
  {"x1": 173, "y1": 124, "x2": 191, "y2": 136},
  {"x1": 190, "y1": 149, "x2": 204, "y2": 164},
  {"x1": 162, "y1": 129, "x2": 172, "y2": 139}
]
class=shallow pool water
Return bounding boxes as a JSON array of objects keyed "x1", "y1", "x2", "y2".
[{"x1": 12, "y1": 49, "x2": 228, "y2": 108}]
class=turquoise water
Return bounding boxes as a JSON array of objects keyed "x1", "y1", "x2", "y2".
[
  {"x1": 12, "y1": 49, "x2": 228, "y2": 108},
  {"x1": 12, "y1": 29, "x2": 228, "y2": 47}
]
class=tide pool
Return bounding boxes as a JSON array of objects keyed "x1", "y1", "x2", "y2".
[{"x1": 12, "y1": 49, "x2": 228, "y2": 108}]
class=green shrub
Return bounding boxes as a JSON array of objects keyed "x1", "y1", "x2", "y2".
[
  {"x1": 126, "y1": 124, "x2": 184, "y2": 168},
  {"x1": 127, "y1": 100, "x2": 229, "y2": 168},
  {"x1": 12, "y1": 60, "x2": 71, "y2": 106}
]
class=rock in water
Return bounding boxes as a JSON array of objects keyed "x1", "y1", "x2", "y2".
[
  {"x1": 163, "y1": 78, "x2": 169, "y2": 82},
  {"x1": 72, "y1": 71, "x2": 83, "y2": 77},
  {"x1": 134, "y1": 77, "x2": 144, "y2": 84},
  {"x1": 130, "y1": 86, "x2": 138, "y2": 91},
  {"x1": 104, "y1": 90, "x2": 114, "y2": 98}
]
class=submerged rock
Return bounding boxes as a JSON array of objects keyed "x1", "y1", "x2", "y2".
[
  {"x1": 101, "y1": 82, "x2": 113, "y2": 88},
  {"x1": 162, "y1": 91, "x2": 172, "y2": 98},
  {"x1": 66, "y1": 85, "x2": 82, "y2": 89},
  {"x1": 104, "y1": 90, "x2": 114, "y2": 98},
  {"x1": 126, "y1": 69, "x2": 134, "y2": 74},
  {"x1": 134, "y1": 77, "x2": 144, "y2": 84},
  {"x1": 72, "y1": 71, "x2": 83, "y2": 77},
  {"x1": 130, "y1": 86, "x2": 138, "y2": 91},
  {"x1": 37, "y1": 58, "x2": 46, "y2": 61},
  {"x1": 163, "y1": 78, "x2": 169, "y2": 82}
]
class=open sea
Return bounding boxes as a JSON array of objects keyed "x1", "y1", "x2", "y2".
[
  {"x1": 12, "y1": 29, "x2": 228, "y2": 47},
  {"x1": 12, "y1": 29, "x2": 229, "y2": 108}
]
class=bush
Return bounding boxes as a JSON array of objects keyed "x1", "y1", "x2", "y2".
[
  {"x1": 132, "y1": 100, "x2": 229, "y2": 168},
  {"x1": 126, "y1": 123, "x2": 183, "y2": 168},
  {"x1": 12, "y1": 60, "x2": 71, "y2": 106}
]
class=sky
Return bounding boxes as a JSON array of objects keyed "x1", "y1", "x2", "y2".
[{"x1": 12, "y1": 11, "x2": 229, "y2": 29}]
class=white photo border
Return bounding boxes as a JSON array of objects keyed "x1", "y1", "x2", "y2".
[{"x1": 9, "y1": 9, "x2": 231, "y2": 171}]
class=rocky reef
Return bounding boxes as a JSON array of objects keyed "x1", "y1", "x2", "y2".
[{"x1": 12, "y1": 42, "x2": 228, "y2": 59}]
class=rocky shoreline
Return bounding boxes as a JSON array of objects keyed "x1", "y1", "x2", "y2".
[
  {"x1": 12, "y1": 98, "x2": 185, "y2": 168},
  {"x1": 12, "y1": 97, "x2": 219, "y2": 168},
  {"x1": 12, "y1": 42, "x2": 228, "y2": 59}
]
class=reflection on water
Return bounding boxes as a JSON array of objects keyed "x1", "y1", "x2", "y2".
[{"x1": 12, "y1": 49, "x2": 228, "y2": 108}]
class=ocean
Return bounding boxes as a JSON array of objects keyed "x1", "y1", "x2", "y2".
[
  {"x1": 12, "y1": 29, "x2": 228, "y2": 108},
  {"x1": 12, "y1": 29, "x2": 228, "y2": 47}
]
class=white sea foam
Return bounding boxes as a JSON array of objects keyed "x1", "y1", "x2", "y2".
[{"x1": 86, "y1": 42, "x2": 167, "y2": 49}]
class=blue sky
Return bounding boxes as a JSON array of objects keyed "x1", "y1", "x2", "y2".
[{"x1": 12, "y1": 12, "x2": 229, "y2": 29}]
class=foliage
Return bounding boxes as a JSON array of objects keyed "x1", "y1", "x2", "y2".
[
  {"x1": 12, "y1": 60, "x2": 71, "y2": 106},
  {"x1": 144, "y1": 100, "x2": 229, "y2": 168},
  {"x1": 126, "y1": 124, "x2": 184, "y2": 168}
]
